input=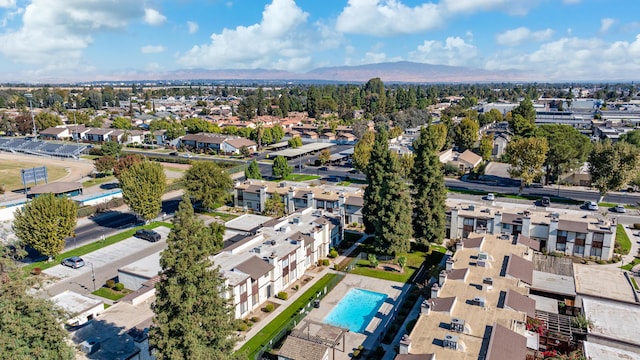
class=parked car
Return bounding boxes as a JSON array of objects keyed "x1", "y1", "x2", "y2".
[
  {"x1": 62, "y1": 256, "x2": 85, "y2": 269},
  {"x1": 135, "y1": 229, "x2": 161, "y2": 242},
  {"x1": 348, "y1": 169, "x2": 360, "y2": 174},
  {"x1": 541, "y1": 197, "x2": 551, "y2": 207},
  {"x1": 181, "y1": 153, "x2": 193, "y2": 158},
  {"x1": 584, "y1": 201, "x2": 599, "y2": 211},
  {"x1": 485, "y1": 193, "x2": 495, "y2": 201},
  {"x1": 613, "y1": 205, "x2": 626, "y2": 213},
  {"x1": 319, "y1": 166, "x2": 328, "y2": 171}
]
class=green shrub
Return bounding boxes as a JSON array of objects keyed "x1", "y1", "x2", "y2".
[
  {"x1": 264, "y1": 303, "x2": 275, "y2": 312},
  {"x1": 329, "y1": 249, "x2": 339, "y2": 258},
  {"x1": 277, "y1": 291, "x2": 288, "y2": 300},
  {"x1": 251, "y1": 316, "x2": 260, "y2": 323},
  {"x1": 105, "y1": 279, "x2": 115, "y2": 288},
  {"x1": 114, "y1": 283, "x2": 124, "y2": 291},
  {"x1": 294, "y1": 284, "x2": 299, "y2": 291},
  {"x1": 634, "y1": 223, "x2": 640, "y2": 230},
  {"x1": 236, "y1": 322, "x2": 249, "y2": 331},
  {"x1": 596, "y1": 259, "x2": 606, "y2": 265},
  {"x1": 322, "y1": 259, "x2": 330, "y2": 266},
  {"x1": 31, "y1": 267, "x2": 41, "y2": 275}
]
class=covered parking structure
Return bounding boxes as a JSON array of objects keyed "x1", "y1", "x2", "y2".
[{"x1": 269, "y1": 142, "x2": 334, "y2": 159}]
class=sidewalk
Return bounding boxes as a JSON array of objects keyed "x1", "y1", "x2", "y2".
[{"x1": 234, "y1": 232, "x2": 369, "y2": 351}]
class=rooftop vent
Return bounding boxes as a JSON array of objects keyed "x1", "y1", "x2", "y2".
[
  {"x1": 482, "y1": 277, "x2": 493, "y2": 286},
  {"x1": 451, "y1": 318, "x2": 465, "y2": 333},
  {"x1": 471, "y1": 297, "x2": 486, "y2": 307},
  {"x1": 270, "y1": 240, "x2": 276, "y2": 246},
  {"x1": 477, "y1": 260, "x2": 487, "y2": 268},
  {"x1": 292, "y1": 217, "x2": 301, "y2": 224},
  {"x1": 468, "y1": 204, "x2": 475, "y2": 211},
  {"x1": 443, "y1": 334, "x2": 459, "y2": 350},
  {"x1": 478, "y1": 251, "x2": 488, "y2": 260},
  {"x1": 253, "y1": 247, "x2": 262, "y2": 254}
]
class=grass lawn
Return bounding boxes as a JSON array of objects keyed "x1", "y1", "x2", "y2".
[
  {"x1": 272, "y1": 174, "x2": 320, "y2": 182},
  {"x1": 0, "y1": 161, "x2": 69, "y2": 191},
  {"x1": 82, "y1": 175, "x2": 115, "y2": 187},
  {"x1": 447, "y1": 188, "x2": 582, "y2": 205},
  {"x1": 621, "y1": 257, "x2": 640, "y2": 271},
  {"x1": 92, "y1": 287, "x2": 132, "y2": 301},
  {"x1": 236, "y1": 273, "x2": 341, "y2": 359},
  {"x1": 81, "y1": 155, "x2": 101, "y2": 160},
  {"x1": 24, "y1": 221, "x2": 173, "y2": 276},
  {"x1": 344, "y1": 231, "x2": 365, "y2": 243},
  {"x1": 205, "y1": 211, "x2": 239, "y2": 222},
  {"x1": 631, "y1": 277, "x2": 639, "y2": 291},
  {"x1": 599, "y1": 202, "x2": 639, "y2": 209},
  {"x1": 350, "y1": 246, "x2": 446, "y2": 283},
  {"x1": 616, "y1": 224, "x2": 631, "y2": 255}
]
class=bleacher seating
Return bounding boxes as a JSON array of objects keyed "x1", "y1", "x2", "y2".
[{"x1": 0, "y1": 137, "x2": 89, "y2": 158}]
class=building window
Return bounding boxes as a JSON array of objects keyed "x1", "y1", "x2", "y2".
[
  {"x1": 556, "y1": 231, "x2": 567, "y2": 252},
  {"x1": 240, "y1": 300, "x2": 248, "y2": 314},
  {"x1": 240, "y1": 283, "x2": 247, "y2": 294},
  {"x1": 281, "y1": 258, "x2": 289, "y2": 268},
  {"x1": 252, "y1": 292, "x2": 258, "y2": 306},
  {"x1": 591, "y1": 239, "x2": 603, "y2": 257},
  {"x1": 574, "y1": 236, "x2": 585, "y2": 255},
  {"x1": 592, "y1": 232, "x2": 604, "y2": 242},
  {"x1": 463, "y1": 218, "x2": 474, "y2": 226}
]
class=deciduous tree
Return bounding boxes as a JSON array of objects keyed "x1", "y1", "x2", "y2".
[
  {"x1": 588, "y1": 141, "x2": 640, "y2": 201},
  {"x1": 506, "y1": 137, "x2": 549, "y2": 192},
  {"x1": 101, "y1": 141, "x2": 122, "y2": 158},
  {"x1": 111, "y1": 116, "x2": 132, "y2": 129},
  {"x1": 263, "y1": 193, "x2": 285, "y2": 218},
  {"x1": 113, "y1": 154, "x2": 143, "y2": 177},
  {"x1": 478, "y1": 133, "x2": 494, "y2": 161},
  {"x1": 184, "y1": 161, "x2": 233, "y2": 211},
  {"x1": 454, "y1": 118, "x2": 479, "y2": 152},
  {"x1": 272, "y1": 156, "x2": 292, "y2": 179},
  {"x1": 34, "y1": 112, "x2": 62, "y2": 130},
  {"x1": 94, "y1": 155, "x2": 116, "y2": 174},
  {"x1": 119, "y1": 160, "x2": 166, "y2": 221},
  {"x1": 353, "y1": 130, "x2": 375, "y2": 173},
  {"x1": 535, "y1": 124, "x2": 592, "y2": 184},
  {"x1": 245, "y1": 159, "x2": 262, "y2": 180},
  {"x1": 150, "y1": 196, "x2": 237, "y2": 359},
  {"x1": 12, "y1": 193, "x2": 77, "y2": 258},
  {"x1": 318, "y1": 148, "x2": 331, "y2": 165}
]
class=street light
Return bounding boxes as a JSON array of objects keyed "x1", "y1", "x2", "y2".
[
  {"x1": 24, "y1": 93, "x2": 37, "y2": 139},
  {"x1": 88, "y1": 262, "x2": 96, "y2": 291}
]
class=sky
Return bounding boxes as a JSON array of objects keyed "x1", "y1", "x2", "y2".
[{"x1": 0, "y1": 0, "x2": 639, "y2": 82}]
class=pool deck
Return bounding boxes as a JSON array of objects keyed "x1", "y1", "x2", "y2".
[{"x1": 303, "y1": 273, "x2": 409, "y2": 359}]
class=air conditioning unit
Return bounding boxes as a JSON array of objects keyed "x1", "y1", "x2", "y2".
[
  {"x1": 477, "y1": 260, "x2": 486, "y2": 268},
  {"x1": 472, "y1": 297, "x2": 486, "y2": 307},
  {"x1": 80, "y1": 339, "x2": 100, "y2": 354},
  {"x1": 444, "y1": 334, "x2": 458, "y2": 350},
  {"x1": 482, "y1": 277, "x2": 493, "y2": 286},
  {"x1": 468, "y1": 204, "x2": 475, "y2": 211},
  {"x1": 451, "y1": 318, "x2": 465, "y2": 333},
  {"x1": 478, "y1": 251, "x2": 488, "y2": 260}
]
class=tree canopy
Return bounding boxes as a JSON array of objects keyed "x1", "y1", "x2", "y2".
[
  {"x1": 94, "y1": 155, "x2": 116, "y2": 174},
  {"x1": 119, "y1": 160, "x2": 167, "y2": 221},
  {"x1": 150, "y1": 196, "x2": 237, "y2": 359},
  {"x1": 454, "y1": 117, "x2": 479, "y2": 152},
  {"x1": 12, "y1": 193, "x2": 77, "y2": 258},
  {"x1": 272, "y1": 155, "x2": 292, "y2": 179},
  {"x1": 505, "y1": 137, "x2": 549, "y2": 192},
  {"x1": 101, "y1": 141, "x2": 122, "y2": 158},
  {"x1": 245, "y1": 159, "x2": 262, "y2": 180},
  {"x1": 184, "y1": 161, "x2": 233, "y2": 210},
  {"x1": 318, "y1": 149, "x2": 331, "y2": 165},
  {"x1": 263, "y1": 193, "x2": 285, "y2": 218},
  {"x1": 535, "y1": 124, "x2": 592, "y2": 184},
  {"x1": 353, "y1": 130, "x2": 375, "y2": 173},
  {"x1": 588, "y1": 141, "x2": 640, "y2": 200}
]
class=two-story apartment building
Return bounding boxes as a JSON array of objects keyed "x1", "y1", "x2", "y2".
[
  {"x1": 447, "y1": 203, "x2": 616, "y2": 260},
  {"x1": 180, "y1": 132, "x2": 257, "y2": 153},
  {"x1": 212, "y1": 209, "x2": 340, "y2": 319}
]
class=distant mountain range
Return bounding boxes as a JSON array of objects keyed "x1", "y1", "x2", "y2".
[{"x1": 101, "y1": 61, "x2": 534, "y2": 84}]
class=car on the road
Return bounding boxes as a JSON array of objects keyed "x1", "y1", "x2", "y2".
[
  {"x1": 100, "y1": 182, "x2": 120, "y2": 190},
  {"x1": 484, "y1": 193, "x2": 495, "y2": 201},
  {"x1": 348, "y1": 168, "x2": 360, "y2": 174},
  {"x1": 62, "y1": 256, "x2": 85, "y2": 269},
  {"x1": 584, "y1": 201, "x2": 599, "y2": 211},
  {"x1": 319, "y1": 166, "x2": 328, "y2": 171},
  {"x1": 613, "y1": 205, "x2": 626, "y2": 213},
  {"x1": 540, "y1": 197, "x2": 551, "y2": 207},
  {"x1": 181, "y1": 153, "x2": 194, "y2": 158},
  {"x1": 135, "y1": 229, "x2": 161, "y2": 242}
]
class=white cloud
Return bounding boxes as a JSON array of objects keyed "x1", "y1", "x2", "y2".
[
  {"x1": 0, "y1": 0, "x2": 145, "y2": 71},
  {"x1": 187, "y1": 21, "x2": 198, "y2": 34},
  {"x1": 178, "y1": 0, "x2": 337, "y2": 71},
  {"x1": 485, "y1": 34, "x2": 640, "y2": 80},
  {"x1": 144, "y1": 8, "x2": 166, "y2": 26},
  {"x1": 600, "y1": 18, "x2": 616, "y2": 33},
  {"x1": 0, "y1": 0, "x2": 16, "y2": 8},
  {"x1": 336, "y1": 0, "x2": 444, "y2": 36},
  {"x1": 496, "y1": 27, "x2": 554, "y2": 46},
  {"x1": 140, "y1": 45, "x2": 165, "y2": 54},
  {"x1": 441, "y1": 0, "x2": 543, "y2": 16},
  {"x1": 409, "y1": 36, "x2": 479, "y2": 67}
]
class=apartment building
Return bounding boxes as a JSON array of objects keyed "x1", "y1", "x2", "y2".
[
  {"x1": 398, "y1": 234, "x2": 535, "y2": 359},
  {"x1": 212, "y1": 209, "x2": 341, "y2": 319},
  {"x1": 447, "y1": 203, "x2": 616, "y2": 260}
]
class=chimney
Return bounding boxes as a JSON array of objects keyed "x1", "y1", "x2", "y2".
[
  {"x1": 445, "y1": 258, "x2": 454, "y2": 271},
  {"x1": 399, "y1": 334, "x2": 411, "y2": 354},
  {"x1": 492, "y1": 211, "x2": 502, "y2": 235},
  {"x1": 431, "y1": 284, "x2": 440, "y2": 299},
  {"x1": 521, "y1": 215, "x2": 531, "y2": 237},
  {"x1": 421, "y1": 300, "x2": 431, "y2": 315},
  {"x1": 439, "y1": 270, "x2": 447, "y2": 287}
]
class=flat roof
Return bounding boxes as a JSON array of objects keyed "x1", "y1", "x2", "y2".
[
  {"x1": 225, "y1": 214, "x2": 273, "y2": 232},
  {"x1": 118, "y1": 251, "x2": 161, "y2": 279},
  {"x1": 29, "y1": 181, "x2": 82, "y2": 194},
  {"x1": 573, "y1": 264, "x2": 636, "y2": 304},
  {"x1": 270, "y1": 142, "x2": 334, "y2": 158},
  {"x1": 582, "y1": 296, "x2": 640, "y2": 348},
  {"x1": 51, "y1": 290, "x2": 103, "y2": 315},
  {"x1": 408, "y1": 234, "x2": 531, "y2": 359},
  {"x1": 529, "y1": 294, "x2": 559, "y2": 314},
  {"x1": 583, "y1": 341, "x2": 640, "y2": 360},
  {"x1": 532, "y1": 270, "x2": 576, "y2": 297}
]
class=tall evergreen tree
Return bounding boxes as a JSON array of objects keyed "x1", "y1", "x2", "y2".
[
  {"x1": 245, "y1": 159, "x2": 262, "y2": 179},
  {"x1": 363, "y1": 129, "x2": 388, "y2": 234},
  {"x1": 150, "y1": 196, "x2": 237, "y2": 359},
  {"x1": 119, "y1": 160, "x2": 166, "y2": 221},
  {"x1": 411, "y1": 127, "x2": 447, "y2": 245}
]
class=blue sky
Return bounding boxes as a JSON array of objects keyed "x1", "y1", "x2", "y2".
[{"x1": 0, "y1": 0, "x2": 639, "y2": 81}]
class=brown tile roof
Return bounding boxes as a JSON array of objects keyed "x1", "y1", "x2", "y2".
[
  {"x1": 225, "y1": 138, "x2": 256, "y2": 149},
  {"x1": 182, "y1": 133, "x2": 227, "y2": 144},
  {"x1": 394, "y1": 355, "x2": 435, "y2": 360},
  {"x1": 29, "y1": 182, "x2": 82, "y2": 195},
  {"x1": 501, "y1": 213, "x2": 523, "y2": 224},
  {"x1": 428, "y1": 296, "x2": 456, "y2": 313},
  {"x1": 86, "y1": 128, "x2": 113, "y2": 135},
  {"x1": 245, "y1": 185, "x2": 266, "y2": 193},
  {"x1": 486, "y1": 324, "x2": 527, "y2": 360},
  {"x1": 447, "y1": 268, "x2": 468, "y2": 281},
  {"x1": 40, "y1": 127, "x2": 68, "y2": 135},
  {"x1": 462, "y1": 236, "x2": 484, "y2": 248},
  {"x1": 344, "y1": 195, "x2": 364, "y2": 207},
  {"x1": 516, "y1": 234, "x2": 540, "y2": 251},
  {"x1": 234, "y1": 256, "x2": 274, "y2": 280},
  {"x1": 458, "y1": 149, "x2": 482, "y2": 166},
  {"x1": 557, "y1": 219, "x2": 588, "y2": 233},
  {"x1": 278, "y1": 336, "x2": 328, "y2": 360},
  {"x1": 504, "y1": 289, "x2": 536, "y2": 318},
  {"x1": 506, "y1": 254, "x2": 534, "y2": 285}
]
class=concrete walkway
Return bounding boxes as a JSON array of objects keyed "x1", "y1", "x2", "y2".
[{"x1": 234, "y1": 232, "x2": 370, "y2": 352}]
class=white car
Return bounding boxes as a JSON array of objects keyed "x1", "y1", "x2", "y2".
[
  {"x1": 585, "y1": 201, "x2": 599, "y2": 211},
  {"x1": 485, "y1": 193, "x2": 495, "y2": 201},
  {"x1": 613, "y1": 205, "x2": 626, "y2": 213}
]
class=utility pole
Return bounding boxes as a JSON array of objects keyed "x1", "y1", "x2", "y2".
[{"x1": 24, "y1": 93, "x2": 37, "y2": 139}]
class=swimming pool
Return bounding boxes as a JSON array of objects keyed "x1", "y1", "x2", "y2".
[{"x1": 322, "y1": 288, "x2": 388, "y2": 333}]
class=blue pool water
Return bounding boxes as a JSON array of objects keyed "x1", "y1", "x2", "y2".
[{"x1": 322, "y1": 288, "x2": 388, "y2": 333}]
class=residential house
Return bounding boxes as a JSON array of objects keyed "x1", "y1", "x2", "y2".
[
  {"x1": 39, "y1": 126, "x2": 72, "y2": 140},
  {"x1": 180, "y1": 133, "x2": 228, "y2": 152},
  {"x1": 336, "y1": 132, "x2": 357, "y2": 144},
  {"x1": 319, "y1": 132, "x2": 336, "y2": 141},
  {"x1": 85, "y1": 128, "x2": 123, "y2": 143},
  {"x1": 492, "y1": 133, "x2": 510, "y2": 158},
  {"x1": 221, "y1": 137, "x2": 257, "y2": 154},
  {"x1": 124, "y1": 130, "x2": 146, "y2": 144},
  {"x1": 153, "y1": 129, "x2": 167, "y2": 144},
  {"x1": 439, "y1": 149, "x2": 483, "y2": 172}
]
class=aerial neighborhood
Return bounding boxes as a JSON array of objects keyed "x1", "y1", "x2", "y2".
[{"x1": 1, "y1": 78, "x2": 640, "y2": 360}]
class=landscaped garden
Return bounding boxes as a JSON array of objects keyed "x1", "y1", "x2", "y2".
[
  {"x1": 616, "y1": 224, "x2": 631, "y2": 255},
  {"x1": 92, "y1": 280, "x2": 132, "y2": 301}
]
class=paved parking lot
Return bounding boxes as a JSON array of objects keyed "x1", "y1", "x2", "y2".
[{"x1": 43, "y1": 227, "x2": 171, "y2": 280}]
